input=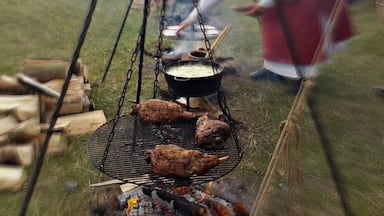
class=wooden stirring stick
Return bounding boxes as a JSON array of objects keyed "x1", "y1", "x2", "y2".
[{"x1": 206, "y1": 25, "x2": 232, "y2": 58}]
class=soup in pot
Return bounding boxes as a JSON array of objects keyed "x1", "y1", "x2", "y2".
[{"x1": 166, "y1": 64, "x2": 219, "y2": 78}]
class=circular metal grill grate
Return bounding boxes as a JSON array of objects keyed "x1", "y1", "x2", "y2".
[{"x1": 87, "y1": 115, "x2": 242, "y2": 187}]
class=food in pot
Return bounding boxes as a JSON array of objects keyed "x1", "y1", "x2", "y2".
[
  {"x1": 165, "y1": 64, "x2": 218, "y2": 78},
  {"x1": 129, "y1": 99, "x2": 196, "y2": 124},
  {"x1": 195, "y1": 114, "x2": 231, "y2": 150},
  {"x1": 146, "y1": 144, "x2": 229, "y2": 178}
]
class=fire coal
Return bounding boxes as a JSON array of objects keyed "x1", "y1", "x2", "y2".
[{"x1": 111, "y1": 184, "x2": 250, "y2": 216}]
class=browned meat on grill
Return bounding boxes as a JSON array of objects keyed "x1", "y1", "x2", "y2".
[
  {"x1": 195, "y1": 115, "x2": 231, "y2": 150},
  {"x1": 146, "y1": 144, "x2": 229, "y2": 178},
  {"x1": 129, "y1": 99, "x2": 197, "y2": 124}
]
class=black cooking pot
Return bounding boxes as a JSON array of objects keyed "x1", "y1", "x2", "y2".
[{"x1": 162, "y1": 60, "x2": 223, "y2": 97}]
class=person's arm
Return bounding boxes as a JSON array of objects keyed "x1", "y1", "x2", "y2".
[
  {"x1": 232, "y1": 0, "x2": 274, "y2": 17},
  {"x1": 176, "y1": 0, "x2": 222, "y2": 35}
]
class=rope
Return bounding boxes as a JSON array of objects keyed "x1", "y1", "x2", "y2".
[
  {"x1": 18, "y1": 1, "x2": 98, "y2": 215},
  {"x1": 251, "y1": 0, "x2": 353, "y2": 215}
]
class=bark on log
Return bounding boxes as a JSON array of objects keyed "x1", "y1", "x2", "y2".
[
  {"x1": 22, "y1": 57, "x2": 81, "y2": 82},
  {"x1": 0, "y1": 95, "x2": 39, "y2": 112},
  {"x1": 40, "y1": 95, "x2": 85, "y2": 123},
  {"x1": 0, "y1": 95, "x2": 39, "y2": 122},
  {"x1": 80, "y1": 64, "x2": 89, "y2": 83},
  {"x1": 84, "y1": 83, "x2": 91, "y2": 97},
  {"x1": 24, "y1": 57, "x2": 73, "y2": 64},
  {"x1": 0, "y1": 143, "x2": 34, "y2": 166},
  {"x1": 0, "y1": 165, "x2": 27, "y2": 192},
  {"x1": 38, "y1": 121, "x2": 70, "y2": 153},
  {"x1": 43, "y1": 76, "x2": 84, "y2": 93},
  {"x1": 9, "y1": 118, "x2": 41, "y2": 143},
  {"x1": 55, "y1": 110, "x2": 106, "y2": 135},
  {"x1": 40, "y1": 76, "x2": 87, "y2": 122},
  {"x1": 0, "y1": 75, "x2": 28, "y2": 94},
  {"x1": 11, "y1": 105, "x2": 39, "y2": 122},
  {"x1": 39, "y1": 131, "x2": 68, "y2": 154},
  {"x1": 40, "y1": 120, "x2": 70, "y2": 133},
  {"x1": 0, "y1": 134, "x2": 10, "y2": 147},
  {"x1": 0, "y1": 115, "x2": 19, "y2": 135}
]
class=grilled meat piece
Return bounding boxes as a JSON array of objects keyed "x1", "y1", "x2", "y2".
[
  {"x1": 195, "y1": 115, "x2": 231, "y2": 150},
  {"x1": 130, "y1": 99, "x2": 197, "y2": 124},
  {"x1": 146, "y1": 144, "x2": 229, "y2": 178}
]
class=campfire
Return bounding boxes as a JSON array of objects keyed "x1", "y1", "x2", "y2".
[{"x1": 110, "y1": 180, "x2": 250, "y2": 216}]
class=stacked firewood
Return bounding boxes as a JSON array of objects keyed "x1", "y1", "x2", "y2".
[{"x1": 0, "y1": 57, "x2": 106, "y2": 192}]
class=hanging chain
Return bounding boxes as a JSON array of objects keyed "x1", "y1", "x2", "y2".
[
  {"x1": 99, "y1": 1, "x2": 150, "y2": 171},
  {"x1": 218, "y1": 89, "x2": 243, "y2": 158},
  {"x1": 193, "y1": 0, "x2": 215, "y2": 63},
  {"x1": 192, "y1": 0, "x2": 242, "y2": 157},
  {"x1": 153, "y1": 0, "x2": 167, "y2": 98},
  {"x1": 191, "y1": 0, "x2": 242, "y2": 156}
]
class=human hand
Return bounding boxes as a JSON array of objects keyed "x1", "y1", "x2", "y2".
[
  {"x1": 231, "y1": 3, "x2": 265, "y2": 17},
  {"x1": 176, "y1": 20, "x2": 192, "y2": 36}
]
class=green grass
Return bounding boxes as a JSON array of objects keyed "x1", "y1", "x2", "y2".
[{"x1": 0, "y1": 0, "x2": 383, "y2": 215}]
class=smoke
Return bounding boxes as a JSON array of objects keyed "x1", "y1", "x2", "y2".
[{"x1": 172, "y1": 40, "x2": 198, "y2": 56}]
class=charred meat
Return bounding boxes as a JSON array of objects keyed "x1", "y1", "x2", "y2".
[
  {"x1": 146, "y1": 144, "x2": 229, "y2": 178},
  {"x1": 195, "y1": 115, "x2": 231, "y2": 150},
  {"x1": 130, "y1": 99, "x2": 197, "y2": 124}
]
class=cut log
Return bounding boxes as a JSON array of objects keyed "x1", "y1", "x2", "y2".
[
  {"x1": 10, "y1": 104, "x2": 39, "y2": 122},
  {"x1": 0, "y1": 115, "x2": 19, "y2": 135},
  {"x1": 0, "y1": 95, "x2": 39, "y2": 122},
  {"x1": 38, "y1": 121, "x2": 70, "y2": 153},
  {"x1": 43, "y1": 76, "x2": 84, "y2": 93},
  {"x1": 39, "y1": 76, "x2": 87, "y2": 122},
  {"x1": 39, "y1": 131, "x2": 68, "y2": 154},
  {"x1": 80, "y1": 64, "x2": 89, "y2": 83},
  {"x1": 81, "y1": 95, "x2": 91, "y2": 113},
  {"x1": 22, "y1": 57, "x2": 82, "y2": 82},
  {"x1": 0, "y1": 165, "x2": 27, "y2": 192},
  {"x1": 55, "y1": 110, "x2": 106, "y2": 135},
  {"x1": 17, "y1": 73, "x2": 60, "y2": 98},
  {"x1": 0, "y1": 95, "x2": 38, "y2": 105},
  {"x1": 0, "y1": 75, "x2": 28, "y2": 94},
  {"x1": 40, "y1": 120, "x2": 71, "y2": 133},
  {"x1": 84, "y1": 82, "x2": 91, "y2": 97},
  {"x1": 9, "y1": 118, "x2": 41, "y2": 143},
  {"x1": 22, "y1": 62, "x2": 69, "y2": 82},
  {"x1": 0, "y1": 143, "x2": 34, "y2": 166},
  {"x1": 40, "y1": 95, "x2": 85, "y2": 123},
  {"x1": 24, "y1": 57, "x2": 82, "y2": 77},
  {"x1": 23, "y1": 57, "x2": 73, "y2": 64},
  {"x1": 0, "y1": 134, "x2": 10, "y2": 147}
]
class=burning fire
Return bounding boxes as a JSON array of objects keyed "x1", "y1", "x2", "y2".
[
  {"x1": 125, "y1": 197, "x2": 139, "y2": 216},
  {"x1": 115, "y1": 181, "x2": 250, "y2": 216}
]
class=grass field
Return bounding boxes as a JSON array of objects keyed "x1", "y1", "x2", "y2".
[{"x1": 0, "y1": 0, "x2": 383, "y2": 215}]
